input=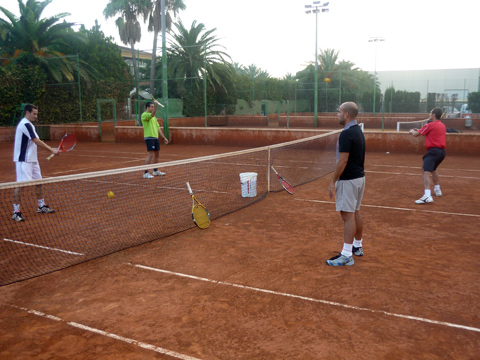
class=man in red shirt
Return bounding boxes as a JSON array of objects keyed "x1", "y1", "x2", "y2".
[{"x1": 409, "y1": 108, "x2": 446, "y2": 204}]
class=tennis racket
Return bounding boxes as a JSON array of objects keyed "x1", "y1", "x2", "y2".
[
  {"x1": 47, "y1": 133, "x2": 76, "y2": 160},
  {"x1": 271, "y1": 166, "x2": 295, "y2": 194},
  {"x1": 138, "y1": 90, "x2": 164, "y2": 108},
  {"x1": 186, "y1": 182, "x2": 211, "y2": 229}
]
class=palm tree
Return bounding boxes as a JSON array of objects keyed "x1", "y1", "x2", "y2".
[
  {"x1": 232, "y1": 62, "x2": 248, "y2": 76},
  {"x1": 318, "y1": 49, "x2": 339, "y2": 74},
  {"x1": 104, "y1": 0, "x2": 150, "y2": 94},
  {"x1": 168, "y1": 20, "x2": 232, "y2": 97},
  {"x1": 146, "y1": 0, "x2": 185, "y2": 96},
  {"x1": 0, "y1": 0, "x2": 89, "y2": 82}
]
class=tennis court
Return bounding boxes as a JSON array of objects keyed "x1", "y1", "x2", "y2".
[{"x1": 1, "y1": 139, "x2": 479, "y2": 359}]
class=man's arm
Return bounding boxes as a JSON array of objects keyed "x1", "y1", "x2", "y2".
[
  {"x1": 410, "y1": 113, "x2": 434, "y2": 136},
  {"x1": 328, "y1": 152, "x2": 349, "y2": 198},
  {"x1": 32, "y1": 138, "x2": 59, "y2": 155},
  {"x1": 158, "y1": 127, "x2": 169, "y2": 144},
  {"x1": 151, "y1": 100, "x2": 160, "y2": 116},
  {"x1": 409, "y1": 129, "x2": 421, "y2": 137}
]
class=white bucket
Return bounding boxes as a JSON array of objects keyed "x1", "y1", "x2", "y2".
[{"x1": 239, "y1": 172, "x2": 257, "y2": 197}]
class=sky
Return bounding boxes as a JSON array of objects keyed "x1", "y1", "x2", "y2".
[{"x1": 1, "y1": 0, "x2": 479, "y2": 78}]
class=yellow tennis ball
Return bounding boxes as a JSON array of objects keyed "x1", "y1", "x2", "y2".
[
  {"x1": 324, "y1": 77, "x2": 331, "y2": 83},
  {"x1": 107, "y1": 191, "x2": 114, "y2": 198}
]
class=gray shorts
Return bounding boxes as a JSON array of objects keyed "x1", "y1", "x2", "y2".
[{"x1": 335, "y1": 177, "x2": 366, "y2": 212}]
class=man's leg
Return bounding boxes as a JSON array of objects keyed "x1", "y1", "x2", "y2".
[
  {"x1": 432, "y1": 170, "x2": 442, "y2": 196},
  {"x1": 341, "y1": 211, "x2": 356, "y2": 246},
  {"x1": 145, "y1": 151, "x2": 153, "y2": 165},
  {"x1": 352, "y1": 210, "x2": 364, "y2": 256},
  {"x1": 152, "y1": 150, "x2": 166, "y2": 176},
  {"x1": 422, "y1": 170, "x2": 432, "y2": 191},
  {"x1": 432, "y1": 170, "x2": 439, "y2": 186},
  {"x1": 143, "y1": 151, "x2": 155, "y2": 178},
  {"x1": 152, "y1": 150, "x2": 159, "y2": 163},
  {"x1": 415, "y1": 170, "x2": 434, "y2": 204},
  {"x1": 354, "y1": 211, "x2": 363, "y2": 240},
  {"x1": 325, "y1": 211, "x2": 356, "y2": 266}
]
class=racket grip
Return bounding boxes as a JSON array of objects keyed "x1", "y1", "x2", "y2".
[
  {"x1": 186, "y1": 182, "x2": 193, "y2": 194},
  {"x1": 47, "y1": 153, "x2": 55, "y2": 160}
]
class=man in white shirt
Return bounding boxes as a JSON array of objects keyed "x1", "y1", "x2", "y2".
[{"x1": 12, "y1": 104, "x2": 59, "y2": 221}]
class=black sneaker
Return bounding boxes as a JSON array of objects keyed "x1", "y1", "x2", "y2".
[
  {"x1": 12, "y1": 212, "x2": 25, "y2": 222},
  {"x1": 37, "y1": 205, "x2": 55, "y2": 213},
  {"x1": 353, "y1": 246, "x2": 363, "y2": 256}
]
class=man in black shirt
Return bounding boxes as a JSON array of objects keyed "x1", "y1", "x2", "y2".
[{"x1": 327, "y1": 102, "x2": 366, "y2": 266}]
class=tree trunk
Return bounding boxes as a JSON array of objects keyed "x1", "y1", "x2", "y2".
[
  {"x1": 150, "y1": 27, "x2": 159, "y2": 96},
  {"x1": 130, "y1": 41, "x2": 139, "y2": 95}
]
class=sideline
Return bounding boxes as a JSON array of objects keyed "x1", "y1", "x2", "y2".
[
  {"x1": 2, "y1": 238, "x2": 84, "y2": 256},
  {"x1": 4, "y1": 304, "x2": 201, "y2": 360},
  {"x1": 127, "y1": 263, "x2": 480, "y2": 334},
  {"x1": 295, "y1": 199, "x2": 480, "y2": 218}
]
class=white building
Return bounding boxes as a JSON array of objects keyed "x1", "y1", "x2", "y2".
[{"x1": 373, "y1": 68, "x2": 480, "y2": 102}]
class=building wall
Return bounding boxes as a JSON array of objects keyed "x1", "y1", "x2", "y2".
[{"x1": 373, "y1": 68, "x2": 480, "y2": 101}]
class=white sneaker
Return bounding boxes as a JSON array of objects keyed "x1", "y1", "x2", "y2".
[
  {"x1": 434, "y1": 189, "x2": 442, "y2": 197},
  {"x1": 143, "y1": 172, "x2": 154, "y2": 179},
  {"x1": 415, "y1": 195, "x2": 434, "y2": 204},
  {"x1": 152, "y1": 170, "x2": 166, "y2": 176}
]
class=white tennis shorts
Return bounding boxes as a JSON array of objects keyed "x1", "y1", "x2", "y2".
[
  {"x1": 335, "y1": 177, "x2": 365, "y2": 212},
  {"x1": 15, "y1": 161, "x2": 42, "y2": 182}
]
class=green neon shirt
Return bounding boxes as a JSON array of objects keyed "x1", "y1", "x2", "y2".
[{"x1": 141, "y1": 112, "x2": 160, "y2": 138}]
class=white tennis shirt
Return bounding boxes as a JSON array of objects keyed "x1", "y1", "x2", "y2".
[{"x1": 13, "y1": 118, "x2": 39, "y2": 162}]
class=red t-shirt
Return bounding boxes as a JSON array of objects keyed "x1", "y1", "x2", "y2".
[{"x1": 419, "y1": 120, "x2": 446, "y2": 150}]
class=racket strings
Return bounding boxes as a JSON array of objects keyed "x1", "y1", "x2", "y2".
[
  {"x1": 192, "y1": 205, "x2": 210, "y2": 228},
  {"x1": 61, "y1": 135, "x2": 76, "y2": 151}
]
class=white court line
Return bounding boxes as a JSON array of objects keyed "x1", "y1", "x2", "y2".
[
  {"x1": 295, "y1": 199, "x2": 480, "y2": 218},
  {"x1": 2, "y1": 238, "x2": 84, "y2": 256},
  {"x1": 366, "y1": 170, "x2": 480, "y2": 180},
  {"x1": 5, "y1": 305, "x2": 201, "y2": 360},
  {"x1": 127, "y1": 263, "x2": 480, "y2": 334},
  {"x1": 370, "y1": 164, "x2": 480, "y2": 172}
]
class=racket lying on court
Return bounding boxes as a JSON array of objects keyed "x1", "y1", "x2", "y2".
[
  {"x1": 271, "y1": 166, "x2": 295, "y2": 194},
  {"x1": 186, "y1": 182, "x2": 211, "y2": 229},
  {"x1": 47, "y1": 133, "x2": 77, "y2": 160},
  {"x1": 138, "y1": 90, "x2": 164, "y2": 108}
]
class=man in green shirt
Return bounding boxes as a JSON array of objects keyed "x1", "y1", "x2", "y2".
[{"x1": 141, "y1": 100, "x2": 169, "y2": 179}]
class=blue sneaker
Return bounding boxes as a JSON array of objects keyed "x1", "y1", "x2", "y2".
[{"x1": 326, "y1": 253, "x2": 354, "y2": 266}]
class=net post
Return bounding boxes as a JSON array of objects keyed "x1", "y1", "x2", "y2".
[{"x1": 267, "y1": 147, "x2": 271, "y2": 193}]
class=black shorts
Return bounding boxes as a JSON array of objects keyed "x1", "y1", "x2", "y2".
[
  {"x1": 145, "y1": 138, "x2": 160, "y2": 151},
  {"x1": 422, "y1": 147, "x2": 446, "y2": 172}
]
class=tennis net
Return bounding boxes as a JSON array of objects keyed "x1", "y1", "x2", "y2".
[
  {"x1": 0, "y1": 130, "x2": 340, "y2": 286},
  {"x1": 396, "y1": 118, "x2": 429, "y2": 132}
]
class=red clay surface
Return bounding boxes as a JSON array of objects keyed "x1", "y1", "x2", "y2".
[{"x1": 1, "y1": 141, "x2": 479, "y2": 359}]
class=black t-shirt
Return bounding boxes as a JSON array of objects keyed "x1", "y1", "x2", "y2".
[{"x1": 338, "y1": 124, "x2": 365, "y2": 180}]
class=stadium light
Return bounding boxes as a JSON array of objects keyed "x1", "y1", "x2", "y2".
[
  {"x1": 305, "y1": 1, "x2": 330, "y2": 127},
  {"x1": 368, "y1": 36, "x2": 385, "y2": 117}
]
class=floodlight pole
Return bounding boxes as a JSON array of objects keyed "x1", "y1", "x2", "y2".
[
  {"x1": 368, "y1": 36, "x2": 384, "y2": 117},
  {"x1": 161, "y1": 0, "x2": 169, "y2": 140},
  {"x1": 305, "y1": 2, "x2": 330, "y2": 127}
]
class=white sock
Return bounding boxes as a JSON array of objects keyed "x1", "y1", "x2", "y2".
[
  {"x1": 424, "y1": 189, "x2": 431, "y2": 197},
  {"x1": 434, "y1": 185, "x2": 440, "y2": 191},
  {"x1": 38, "y1": 199, "x2": 45, "y2": 208},
  {"x1": 13, "y1": 204, "x2": 20, "y2": 213},
  {"x1": 341, "y1": 243, "x2": 353, "y2": 257},
  {"x1": 353, "y1": 238, "x2": 362, "y2": 248}
]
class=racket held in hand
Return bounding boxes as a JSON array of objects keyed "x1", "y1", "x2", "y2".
[
  {"x1": 271, "y1": 166, "x2": 295, "y2": 194},
  {"x1": 47, "y1": 133, "x2": 77, "y2": 160},
  {"x1": 151, "y1": 95, "x2": 165, "y2": 108},
  {"x1": 186, "y1": 182, "x2": 211, "y2": 229},
  {"x1": 138, "y1": 90, "x2": 164, "y2": 108}
]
